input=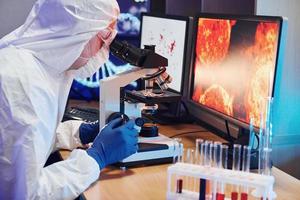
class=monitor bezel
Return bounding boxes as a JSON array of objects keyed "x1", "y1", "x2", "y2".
[
  {"x1": 186, "y1": 13, "x2": 284, "y2": 131},
  {"x1": 140, "y1": 12, "x2": 191, "y2": 94}
]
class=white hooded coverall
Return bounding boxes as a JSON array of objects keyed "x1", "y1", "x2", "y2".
[{"x1": 0, "y1": 0, "x2": 119, "y2": 199}]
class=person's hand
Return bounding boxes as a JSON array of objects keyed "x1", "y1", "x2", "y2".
[
  {"x1": 86, "y1": 118, "x2": 138, "y2": 169},
  {"x1": 79, "y1": 122, "x2": 100, "y2": 145}
]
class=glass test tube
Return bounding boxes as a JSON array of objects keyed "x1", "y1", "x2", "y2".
[
  {"x1": 249, "y1": 118, "x2": 255, "y2": 149},
  {"x1": 213, "y1": 142, "x2": 222, "y2": 168},
  {"x1": 213, "y1": 142, "x2": 224, "y2": 200},
  {"x1": 206, "y1": 141, "x2": 213, "y2": 200},
  {"x1": 195, "y1": 139, "x2": 205, "y2": 193},
  {"x1": 196, "y1": 139, "x2": 205, "y2": 165},
  {"x1": 222, "y1": 145, "x2": 228, "y2": 170},
  {"x1": 259, "y1": 97, "x2": 274, "y2": 174},
  {"x1": 262, "y1": 148, "x2": 272, "y2": 176},
  {"x1": 241, "y1": 146, "x2": 251, "y2": 200},
  {"x1": 173, "y1": 138, "x2": 182, "y2": 164},
  {"x1": 231, "y1": 144, "x2": 241, "y2": 200},
  {"x1": 173, "y1": 138, "x2": 184, "y2": 194},
  {"x1": 264, "y1": 97, "x2": 273, "y2": 150},
  {"x1": 215, "y1": 144, "x2": 228, "y2": 200},
  {"x1": 258, "y1": 108, "x2": 265, "y2": 174},
  {"x1": 199, "y1": 140, "x2": 212, "y2": 200},
  {"x1": 182, "y1": 148, "x2": 195, "y2": 192}
]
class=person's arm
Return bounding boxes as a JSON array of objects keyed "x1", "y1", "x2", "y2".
[
  {"x1": 36, "y1": 149, "x2": 100, "y2": 199},
  {"x1": 55, "y1": 120, "x2": 101, "y2": 151},
  {"x1": 0, "y1": 90, "x2": 99, "y2": 200},
  {"x1": 55, "y1": 120, "x2": 84, "y2": 150}
]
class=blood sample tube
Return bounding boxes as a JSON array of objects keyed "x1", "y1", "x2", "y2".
[
  {"x1": 185, "y1": 148, "x2": 195, "y2": 192},
  {"x1": 241, "y1": 146, "x2": 251, "y2": 200},
  {"x1": 195, "y1": 139, "x2": 204, "y2": 192},
  {"x1": 199, "y1": 140, "x2": 212, "y2": 200},
  {"x1": 216, "y1": 144, "x2": 228, "y2": 200},
  {"x1": 175, "y1": 140, "x2": 184, "y2": 194},
  {"x1": 231, "y1": 144, "x2": 241, "y2": 200},
  {"x1": 214, "y1": 142, "x2": 224, "y2": 200}
]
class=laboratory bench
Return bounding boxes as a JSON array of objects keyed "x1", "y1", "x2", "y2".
[{"x1": 60, "y1": 123, "x2": 300, "y2": 200}]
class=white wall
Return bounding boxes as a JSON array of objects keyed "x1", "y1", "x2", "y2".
[
  {"x1": 256, "y1": 0, "x2": 300, "y2": 178},
  {"x1": 0, "y1": 0, "x2": 36, "y2": 38},
  {"x1": 257, "y1": 0, "x2": 300, "y2": 142}
]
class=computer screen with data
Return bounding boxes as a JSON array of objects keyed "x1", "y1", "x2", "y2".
[
  {"x1": 140, "y1": 13, "x2": 190, "y2": 93},
  {"x1": 190, "y1": 14, "x2": 283, "y2": 128}
]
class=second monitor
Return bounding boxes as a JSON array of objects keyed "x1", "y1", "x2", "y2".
[{"x1": 140, "y1": 13, "x2": 192, "y2": 93}]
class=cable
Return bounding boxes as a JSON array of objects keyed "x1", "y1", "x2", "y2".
[{"x1": 169, "y1": 130, "x2": 209, "y2": 138}]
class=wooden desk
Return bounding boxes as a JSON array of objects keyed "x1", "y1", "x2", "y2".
[{"x1": 61, "y1": 124, "x2": 300, "y2": 200}]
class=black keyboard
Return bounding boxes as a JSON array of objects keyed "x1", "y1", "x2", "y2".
[{"x1": 63, "y1": 107, "x2": 99, "y2": 123}]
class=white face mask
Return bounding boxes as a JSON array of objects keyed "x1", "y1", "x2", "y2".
[{"x1": 73, "y1": 44, "x2": 110, "y2": 79}]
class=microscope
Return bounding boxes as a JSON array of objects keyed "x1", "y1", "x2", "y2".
[{"x1": 99, "y1": 39, "x2": 180, "y2": 167}]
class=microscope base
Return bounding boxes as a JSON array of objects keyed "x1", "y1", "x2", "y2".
[{"x1": 116, "y1": 134, "x2": 179, "y2": 167}]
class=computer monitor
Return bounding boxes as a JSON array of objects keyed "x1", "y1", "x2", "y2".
[
  {"x1": 140, "y1": 13, "x2": 191, "y2": 93},
  {"x1": 185, "y1": 13, "x2": 286, "y2": 136}
]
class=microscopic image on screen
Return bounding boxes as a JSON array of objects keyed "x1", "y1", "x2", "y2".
[
  {"x1": 192, "y1": 17, "x2": 280, "y2": 127},
  {"x1": 140, "y1": 16, "x2": 187, "y2": 92}
]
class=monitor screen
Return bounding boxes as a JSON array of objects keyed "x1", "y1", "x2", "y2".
[
  {"x1": 191, "y1": 15, "x2": 282, "y2": 128},
  {"x1": 140, "y1": 14, "x2": 189, "y2": 93}
]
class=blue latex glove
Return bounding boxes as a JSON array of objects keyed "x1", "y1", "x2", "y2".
[
  {"x1": 86, "y1": 118, "x2": 138, "y2": 169},
  {"x1": 79, "y1": 122, "x2": 100, "y2": 145}
]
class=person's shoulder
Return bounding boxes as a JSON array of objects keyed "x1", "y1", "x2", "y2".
[
  {"x1": 0, "y1": 47, "x2": 37, "y2": 77},
  {"x1": 0, "y1": 46, "x2": 34, "y2": 65}
]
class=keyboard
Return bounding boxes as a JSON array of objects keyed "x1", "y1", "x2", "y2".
[{"x1": 63, "y1": 107, "x2": 99, "y2": 123}]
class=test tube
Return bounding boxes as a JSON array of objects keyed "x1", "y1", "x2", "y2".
[
  {"x1": 221, "y1": 145, "x2": 228, "y2": 170},
  {"x1": 206, "y1": 141, "x2": 213, "y2": 200},
  {"x1": 241, "y1": 146, "x2": 251, "y2": 200},
  {"x1": 262, "y1": 148, "x2": 272, "y2": 176},
  {"x1": 195, "y1": 139, "x2": 205, "y2": 193},
  {"x1": 213, "y1": 142, "x2": 224, "y2": 200},
  {"x1": 174, "y1": 139, "x2": 184, "y2": 194},
  {"x1": 258, "y1": 97, "x2": 274, "y2": 174},
  {"x1": 258, "y1": 110, "x2": 265, "y2": 174},
  {"x1": 204, "y1": 141, "x2": 213, "y2": 166},
  {"x1": 249, "y1": 118, "x2": 255, "y2": 149},
  {"x1": 181, "y1": 148, "x2": 195, "y2": 193},
  {"x1": 213, "y1": 142, "x2": 222, "y2": 168},
  {"x1": 196, "y1": 139, "x2": 205, "y2": 165},
  {"x1": 242, "y1": 146, "x2": 251, "y2": 172},
  {"x1": 199, "y1": 140, "x2": 212, "y2": 200},
  {"x1": 231, "y1": 144, "x2": 241, "y2": 200},
  {"x1": 173, "y1": 138, "x2": 183, "y2": 164},
  {"x1": 216, "y1": 145, "x2": 228, "y2": 200},
  {"x1": 264, "y1": 97, "x2": 273, "y2": 150}
]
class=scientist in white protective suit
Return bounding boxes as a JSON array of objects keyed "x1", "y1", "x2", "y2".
[{"x1": 0, "y1": 0, "x2": 139, "y2": 199}]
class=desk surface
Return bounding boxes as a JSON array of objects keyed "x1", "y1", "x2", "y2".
[{"x1": 61, "y1": 123, "x2": 300, "y2": 200}]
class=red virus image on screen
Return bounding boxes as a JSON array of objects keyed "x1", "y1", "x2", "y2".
[
  {"x1": 192, "y1": 18, "x2": 280, "y2": 127},
  {"x1": 145, "y1": 27, "x2": 179, "y2": 59}
]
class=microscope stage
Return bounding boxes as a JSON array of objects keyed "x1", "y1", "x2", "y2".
[{"x1": 116, "y1": 134, "x2": 180, "y2": 167}]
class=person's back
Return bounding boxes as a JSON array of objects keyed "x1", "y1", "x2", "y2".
[
  {"x1": 0, "y1": 0, "x2": 134, "y2": 199},
  {"x1": 0, "y1": 46, "x2": 66, "y2": 198}
]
